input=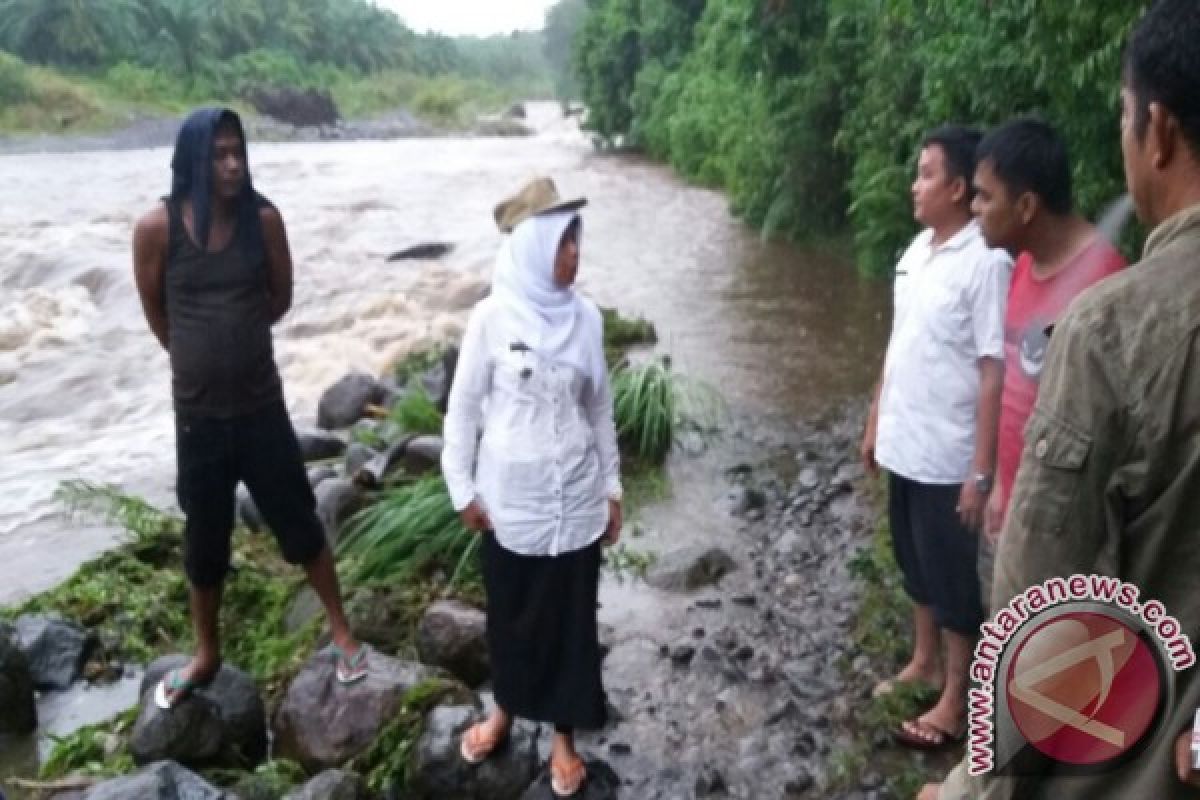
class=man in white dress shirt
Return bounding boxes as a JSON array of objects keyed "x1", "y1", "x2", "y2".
[{"x1": 861, "y1": 125, "x2": 1013, "y2": 749}]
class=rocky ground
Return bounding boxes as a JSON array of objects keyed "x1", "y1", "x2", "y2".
[
  {"x1": 1, "y1": 387, "x2": 958, "y2": 799},
  {"x1": 571, "y1": 403, "x2": 912, "y2": 800}
]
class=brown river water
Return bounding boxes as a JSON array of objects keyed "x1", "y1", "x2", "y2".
[
  {"x1": 0, "y1": 103, "x2": 888, "y2": 605},
  {"x1": 0, "y1": 104, "x2": 890, "y2": 790}
]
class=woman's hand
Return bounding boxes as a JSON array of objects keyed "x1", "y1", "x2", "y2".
[
  {"x1": 603, "y1": 498, "x2": 622, "y2": 546},
  {"x1": 460, "y1": 499, "x2": 492, "y2": 533}
]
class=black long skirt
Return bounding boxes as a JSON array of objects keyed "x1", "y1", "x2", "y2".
[{"x1": 482, "y1": 532, "x2": 607, "y2": 730}]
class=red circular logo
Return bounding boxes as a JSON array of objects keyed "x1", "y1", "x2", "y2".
[{"x1": 1006, "y1": 611, "x2": 1163, "y2": 766}]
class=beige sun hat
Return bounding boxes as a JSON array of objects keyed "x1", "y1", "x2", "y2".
[{"x1": 493, "y1": 177, "x2": 587, "y2": 233}]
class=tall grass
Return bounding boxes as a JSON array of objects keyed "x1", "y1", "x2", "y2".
[
  {"x1": 337, "y1": 475, "x2": 478, "y2": 587},
  {"x1": 55, "y1": 480, "x2": 183, "y2": 543},
  {"x1": 611, "y1": 357, "x2": 721, "y2": 465}
]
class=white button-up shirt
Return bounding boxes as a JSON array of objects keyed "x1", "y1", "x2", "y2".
[
  {"x1": 441, "y1": 296, "x2": 622, "y2": 556},
  {"x1": 876, "y1": 221, "x2": 1012, "y2": 484}
]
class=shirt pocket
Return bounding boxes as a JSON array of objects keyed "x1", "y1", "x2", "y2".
[
  {"x1": 921, "y1": 279, "x2": 968, "y2": 346},
  {"x1": 1010, "y1": 410, "x2": 1092, "y2": 537}
]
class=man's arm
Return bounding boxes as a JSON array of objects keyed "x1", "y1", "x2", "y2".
[
  {"x1": 132, "y1": 205, "x2": 169, "y2": 351},
  {"x1": 861, "y1": 374, "x2": 883, "y2": 476},
  {"x1": 959, "y1": 356, "x2": 1004, "y2": 530},
  {"x1": 261, "y1": 205, "x2": 293, "y2": 323}
]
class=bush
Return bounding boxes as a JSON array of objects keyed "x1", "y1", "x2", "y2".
[
  {"x1": 576, "y1": 0, "x2": 1151, "y2": 274},
  {"x1": 0, "y1": 50, "x2": 33, "y2": 104},
  {"x1": 611, "y1": 357, "x2": 721, "y2": 466}
]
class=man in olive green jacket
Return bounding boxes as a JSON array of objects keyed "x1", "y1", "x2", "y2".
[{"x1": 923, "y1": 1, "x2": 1200, "y2": 797}]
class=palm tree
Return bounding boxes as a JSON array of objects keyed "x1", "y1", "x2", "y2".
[
  {"x1": 0, "y1": 0, "x2": 140, "y2": 67},
  {"x1": 135, "y1": 0, "x2": 214, "y2": 79}
]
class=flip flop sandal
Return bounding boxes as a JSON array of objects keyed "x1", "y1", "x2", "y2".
[
  {"x1": 893, "y1": 716, "x2": 966, "y2": 751},
  {"x1": 332, "y1": 643, "x2": 369, "y2": 685},
  {"x1": 153, "y1": 668, "x2": 203, "y2": 711},
  {"x1": 460, "y1": 722, "x2": 509, "y2": 765},
  {"x1": 551, "y1": 755, "x2": 587, "y2": 797}
]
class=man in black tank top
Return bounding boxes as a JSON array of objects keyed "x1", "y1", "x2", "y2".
[{"x1": 132, "y1": 109, "x2": 367, "y2": 708}]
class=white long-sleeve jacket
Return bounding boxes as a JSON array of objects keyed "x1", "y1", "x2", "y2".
[{"x1": 441, "y1": 296, "x2": 622, "y2": 557}]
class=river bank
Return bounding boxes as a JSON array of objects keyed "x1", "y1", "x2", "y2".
[
  {"x1": 0, "y1": 105, "x2": 536, "y2": 157},
  {"x1": 2, "y1": 387, "x2": 952, "y2": 800},
  {"x1": 0, "y1": 102, "x2": 914, "y2": 796}
]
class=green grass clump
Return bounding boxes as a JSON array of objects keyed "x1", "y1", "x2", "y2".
[
  {"x1": 389, "y1": 386, "x2": 444, "y2": 437},
  {"x1": 337, "y1": 475, "x2": 478, "y2": 588},
  {"x1": 611, "y1": 357, "x2": 721, "y2": 465}
]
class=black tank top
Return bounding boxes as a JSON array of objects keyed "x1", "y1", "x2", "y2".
[{"x1": 164, "y1": 197, "x2": 283, "y2": 417}]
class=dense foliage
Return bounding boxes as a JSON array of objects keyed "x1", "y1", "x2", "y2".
[
  {"x1": 570, "y1": 0, "x2": 1150, "y2": 274},
  {"x1": 0, "y1": 0, "x2": 552, "y2": 129}
]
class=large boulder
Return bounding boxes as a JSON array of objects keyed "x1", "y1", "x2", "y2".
[
  {"x1": 283, "y1": 769, "x2": 367, "y2": 800},
  {"x1": 416, "y1": 600, "x2": 489, "y2": 687},
  {"x1": 520, "y1": 759, "x2": 620, "y2": 800},
  {"x1": 343, "y1": 443, "x2": 379, "y2": 477},
  {"x1": 645, "y1": 545, "x2": 736, "y2": 592},
  {"x1": 408, "y1": 705, "x2": 539, "y2": 800},
  {"x1": 296, "y1": 429, "x2": 347, "y2": 462},
  {"x1": 131, "y1": 657, "x2": 267, "y2": 768},
  {"x1": 404, "y1": 435, "x2": 444, "y2": 474},
  {"x1": 422, "y1": 347, "x2": 459, "y2": 412},
  {"x1": 274, "y1": 648, "x2": 454, "y2": 771},
  {"x1": 0, "y1": 621, "x2": 37, "y2": 733},
  {"x1": 245, "y1": 85, "x2": 339, "y2": 128},
  {"x1": 355, "y1": 435, "x2": 443, "y2": 488},
  {"x1": 14, "y1": 612, "x2": 93, "y2": 690},
  {"x1": 343, "y1": 587, "x2": 412, "y2": 653},
  {"x1": 82, "y1": 761, "x2": 230, "y2": 800},
  {"x1": 315, "y1": 477, "x2": 364, "y2": 546},
  {"x1": 318, "y1": 372, "x2": 388, "y2": 430}
]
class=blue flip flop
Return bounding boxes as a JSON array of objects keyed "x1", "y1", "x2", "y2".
[
  {"x1": 333, "y1": 644, "x2": 369, "y2": 685},
  {"x1": 154, "y1": 668, "x2": 202, "y2": 710}
]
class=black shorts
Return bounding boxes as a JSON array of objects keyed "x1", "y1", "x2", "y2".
[
  {"x1": 888, "y1": 471, "x2": 984, "y2": 636},
  {"x1": 175, "y1": 401, "x2": 326, "y2": 587}
]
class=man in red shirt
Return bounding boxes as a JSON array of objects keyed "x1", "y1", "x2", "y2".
[{"x1": 970, "y1": 118, "x2": 1126, "y2": 599}]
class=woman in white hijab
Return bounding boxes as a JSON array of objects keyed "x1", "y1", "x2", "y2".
[{"x1": 441, "y1": 178, "x2": 623, "y2": 796}]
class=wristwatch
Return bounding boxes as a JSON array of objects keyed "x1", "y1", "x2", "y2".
[{"x1": 973, "y1": 472, "x2": 994, "y2": 495}]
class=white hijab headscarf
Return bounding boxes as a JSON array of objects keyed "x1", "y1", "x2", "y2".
[{"x1": 491, "y1": 211, "x2": 605, "y2": 386}]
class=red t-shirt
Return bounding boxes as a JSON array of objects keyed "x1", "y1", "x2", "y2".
[{"x1": 997, "y1": 238, "x2": 1127, "y2": 517}]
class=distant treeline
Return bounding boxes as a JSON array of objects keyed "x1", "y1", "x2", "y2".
[
  {"x1": 567, "y1": 0, "x2": 1151, "y2": 274},
  {"x1": 0, "y1": 0, "x2": 552, "y2": 122}
]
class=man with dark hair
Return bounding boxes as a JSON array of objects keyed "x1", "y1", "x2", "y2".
[
  {"x1": 971, "y1": 118, "x2": 1125, "y2": 601},
  {"x1": 861, "y1": 125, "x2": 1012, "y2": 749},
  {"x1": 133, "y1": 108, "x2": 367, "y2": 708},
  {"x1": 924, "y1": 1, "x2": 1200, "y2": 797}
]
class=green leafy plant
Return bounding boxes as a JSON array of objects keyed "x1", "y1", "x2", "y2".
[{"x1": 41, "y1": 709, "x2": 137, "y2": 779}]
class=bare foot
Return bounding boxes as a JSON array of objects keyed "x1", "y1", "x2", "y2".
[
  {"x1": 895, "y1": 659, "x2": 944, "y2": 687},
  {"x1": 873, "y1": 659, "x2": 943, "y2": 697}
]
